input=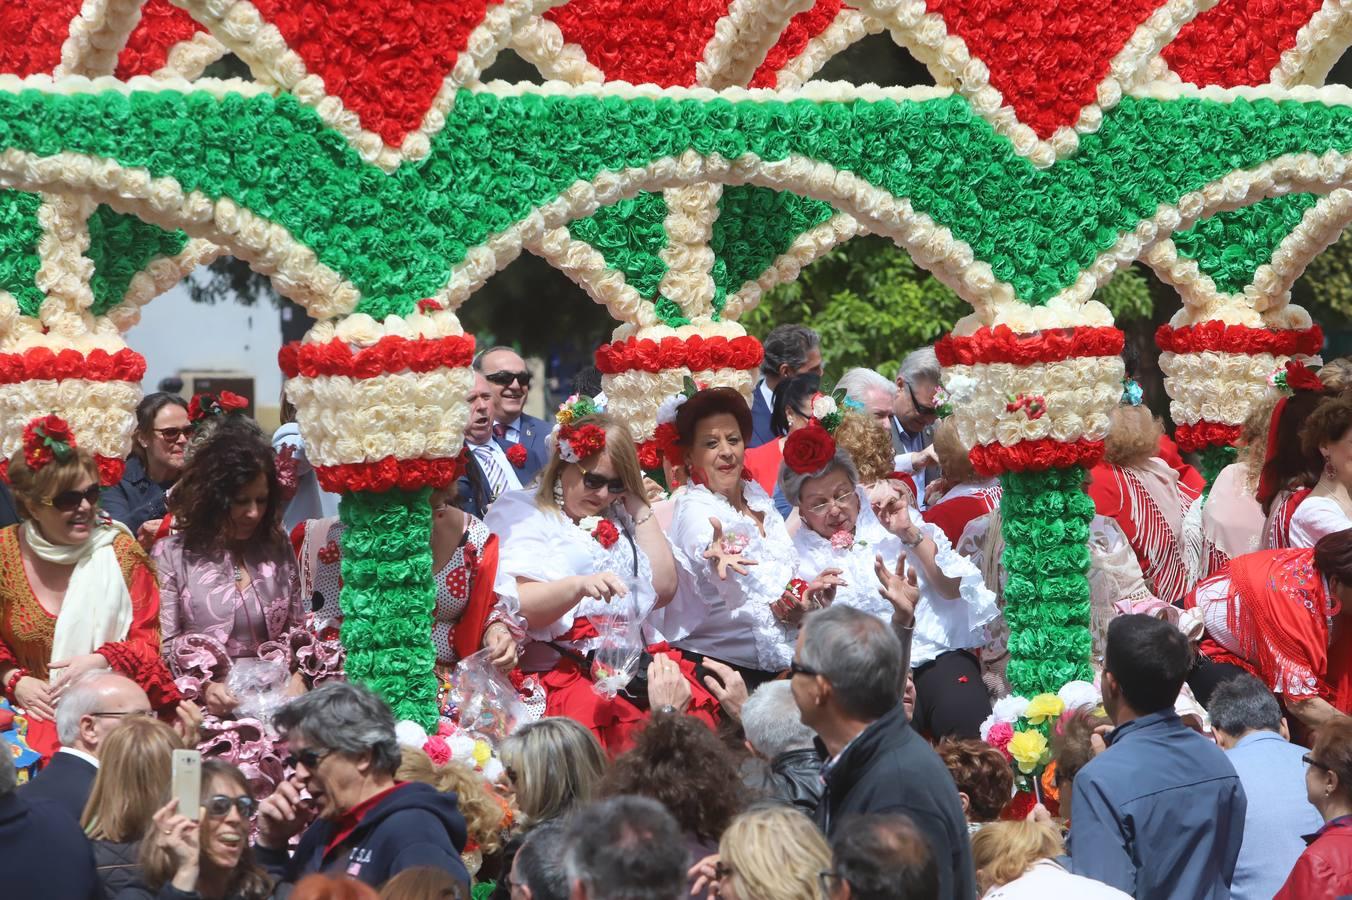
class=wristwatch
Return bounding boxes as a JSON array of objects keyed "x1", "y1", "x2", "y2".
[
  {"x1": 899, "y1": 528, "x2": 924, "y2": 548},
  {"x1": 659, "y1": 704, "x2": 678, "y2": 715}
]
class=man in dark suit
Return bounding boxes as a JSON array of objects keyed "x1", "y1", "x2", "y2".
[
  {"x1": 457, "y1": 371, "x2": 520, "y2": 516},
  {"x1": 751, "y1": 324, "x2": 823, "y2": 447},
  {"x1": 21, "y1": 672, "x2": 152, "y2": 821},
  {"x1": 1, "y1": 747, "x2": 100, "y2": 900},
  {"x1": 475, "y1": 346, "x2": 549, "y2": 484}
]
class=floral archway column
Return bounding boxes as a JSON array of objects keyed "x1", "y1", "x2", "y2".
[
  {"x1": 279, "y1": 307, "x2": 474, "y2": 728},
  {"x1": 937, "y1": 305, "x2": 1125, "y2": 697}
]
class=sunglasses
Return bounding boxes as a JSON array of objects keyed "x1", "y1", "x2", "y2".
[
  {"x1": 43, "y1": 484, "x2": 100, "y2": 513},
  {"x1": 154, "y1": 426, "x2": 192, "y2": 442},
  {"x1": 907, "y1": 383, "x2": 937, "y2": 417},
  {"x1": 579, "y1": 465, "x2": 626, "y2": 494},
  {"x1": 204, "y1": 794, "x2": 258, "y2": 818},
  {"x1": 788, "y1": 660, "x2": 820, "y2": 678},
  {"x1": 485, "y1": 370, "x2": 532, "y2": 388},
  {"x1": 284, "y1": 747, "x2": 332, "y2": 771}
]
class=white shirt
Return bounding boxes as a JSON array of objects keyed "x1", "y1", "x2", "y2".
[
  {"x1": 891, "y1": 416, "x2": 930, "y2": 506},
  {"x1": 1287, "y1": 495, "x2": 1352, "y2": 549},
  {"x1": 757, "y1": 379, "x2": 774, "y2": 413},
  {"x1": 58, "y1": 746, "x2": 100, "y2": 768},
  {"x1": 984, "y1": 860, "x2": 1130, "y2": 899},
  {"x1": 497, "y1": 415, "x2": 524, "y2": 445},
  {"x1": 466, "y1": 438, "x2": 523, "y2": 491}
]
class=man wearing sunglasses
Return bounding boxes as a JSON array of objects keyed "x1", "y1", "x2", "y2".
[
  {"x1": 475, "y1": 346, "x2": 548, "y2": 483},
  {"x1": 890, "y1": 347, "x2": 942, "y2": 509}
]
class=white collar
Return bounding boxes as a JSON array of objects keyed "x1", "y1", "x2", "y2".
[{"x1": 59, "y1": 746, "x2": 100, "y2": 768}]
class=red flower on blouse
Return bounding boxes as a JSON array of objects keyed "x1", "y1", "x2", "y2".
[
  {"x1": 506, "y1": 443, "x2": 528, "y2": 468},
  {"x1": 592, "y1": 520, "x2": 620, "y2": 549}
]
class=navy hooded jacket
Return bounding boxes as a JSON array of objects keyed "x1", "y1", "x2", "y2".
[{"x1": 257, "y1": 782, "x2": 469, "y2": 889}]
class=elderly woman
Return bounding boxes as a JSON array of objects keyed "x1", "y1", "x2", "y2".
[
  {"x1": 667, "y1": 388, "x2": 832, "y2": 688},
  {"x1": 0, "y1": 416, "x2": 177, "y2": 755},
  {"x1": 782, "y1": 423, "x2": 998, "y2": 738},
  {"x1": 486, "y1": 399, "x2": 706, "y2": 753},
  {"x1": 1275, "y1": 717, "x2": 1352, "y2": 899},
  {"x1": 923, "y1": 418, "x2": 1002, "y2": 548},
  {"x1": 255, "y1": 682, "x2": 469, "y2": 890}
]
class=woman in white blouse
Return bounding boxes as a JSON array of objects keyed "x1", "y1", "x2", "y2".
[
  {"x1": 782, "y1": 424, "x2": 999, "y2": 738},
  {"x1": 666, "y1": 388, "x2": 836, "y2": 688},
  {"x1": 1290, "y1": 394, "x2": 1352, "y2": 548},
  {"x1": 487, "y1": 406, "x2": 709, "y2": 753}
]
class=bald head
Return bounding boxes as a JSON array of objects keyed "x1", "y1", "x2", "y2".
[{"x1": 55, "y1": 672, "x2": 151, "y2": 755}]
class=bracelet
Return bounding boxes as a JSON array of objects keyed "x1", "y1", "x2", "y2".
[
  {"x1": 632, "y1": 508, "x2": 654, "y2": 527},
  {"x1": 3, "y1": 667, "x2": 28, "y2": 701},
  {"x1": 898, "y1": 528, "x2": 924, "y2": 548}
]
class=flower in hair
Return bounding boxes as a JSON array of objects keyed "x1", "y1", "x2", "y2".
[
  {"x1": 558, "y1": 424, "x2": 606, "y2": 463},
  {"x1": 782, "y1": 423, "x2": 836, "y2": 475},
  {"x1": 1121, "y1": 377, "x2": 1144, "y2": 407},
  {"x1": 22, "y1": 415, "x2": 76, "y2": 471},
  {"x1": 554, "y1": 393, "x2": 602, "y2": 427},
  {"x1": 1272, "y1": 359, "x2": 1324, "y2": 394},
  {"x1": 188, "y1": 390, "x2": 248, "y2": 424}
]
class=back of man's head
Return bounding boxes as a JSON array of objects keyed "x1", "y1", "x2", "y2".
[
  {"x1": 741, "y1": 681, "x2": 816, "y2": 759},
  {"x1": 1104, "y1": 615, "x2": 1192, "y2": 717},
  {"x1": 1207, "y1": 673, "x2": 1284, "y2": 742},
  {"x1": 830, "y1": 815, "x2": 938, "y2": 900},
  {"x1": 54, "y1": 671, "x2": 146, "y2": 753},
  {"x1": 565, "y1": 796, "x2": 686, "y2": 900},
  {"x1": 800, "y1": 606, "x2": 903, "y2": 720},
  {"x1": 515, "y1": 820, "x2": 571, "y2": 900}
]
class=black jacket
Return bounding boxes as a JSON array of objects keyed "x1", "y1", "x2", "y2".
[
  {"x1": 93, "y1": 840, "x2": 145, "y2": 899},
  {"x1": 0, "y1": 792, "x2": 100, "y2": 900},
  {"x1": 101, "y1": 455, "x2": 170, "y2": 534},
  {"x1": 759, "y1": 748, "x2": 823, "y2": 815},
  {"x1": 256, "y1": 781, "x2": 468, "y2": 889},
  {"x1": 814, "y1": 705, "x2": 975, "y2": 900},
  {"x1": 21, "y1": 749, "x2": 97, "y2": 822}
]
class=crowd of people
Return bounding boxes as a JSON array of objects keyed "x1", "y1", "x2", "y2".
[{"x1": 1, "y1": 325, "x2": 1351, "y2": 899}]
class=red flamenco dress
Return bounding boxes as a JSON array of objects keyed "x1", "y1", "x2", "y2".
[
  {"x1": 1187, "y1": 548, "x2": 1352, "y2": 716},
  {"x1": 0, "y1": 525, "x2": 179, "y2": 757},
  {"x1": 1088, "y1": 457, "x2": 1200, "y2": 605}
]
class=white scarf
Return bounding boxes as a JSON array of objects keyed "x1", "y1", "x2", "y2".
[{"x1": 23, "y1": 520, "x2": 134, "y2": 665}]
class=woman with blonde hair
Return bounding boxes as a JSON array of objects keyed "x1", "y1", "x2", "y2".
[
  {"x1": 690, "y1": 805, "x2": 831, "y2": 900},
  {"x1": 972, "y1": 821, "x2": 1129, "y2": 898},
  {"x1": 487, "y1": 399, "x2": 709, "y2": 752},
  {"x1": 500, "y1": 717, "x2": 607, "y2": 827},
  {"x1": 923, "y1": 419, "x2": 1002, "y2": 548},
  {"x1": 397, "y1": 746, "x2": 507, "y2": 877},
  {"x1": 82, "y1": 716, "x2": 179, "y2": 895}
]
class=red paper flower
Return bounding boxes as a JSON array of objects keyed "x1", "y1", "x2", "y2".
[
  {"x1": 592, "y1": 519, "x2": 620, "y2": 549},
  {"x1": 560, "y1": 424, "x2": 607, "y2": 461},
  {"x1": 782, "y1": 424, "x2": 836, "y2": 475},
  {"x1": 506, "y1": 444, "x2": 528, "y2": 468},
  {"x1": 423, "y1": 736, "x2": 452, "y2": 766},
  {"x1": 22, "y1": 415, "x2": 76, "y2": 471},
  {"x1": 1285, "y1": 360, "x2": 1325, "y2": 393}
]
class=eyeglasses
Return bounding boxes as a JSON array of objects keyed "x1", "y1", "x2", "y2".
[
  {"x1": 714, "y1": 861, "x2": 735, "y2": 882},
  {"x1": 579, "y1": 465, "x2": 626, "y2": 494},
  {"x1": 806, "y1": 490, "x2": 858, "y2": 517},
  {"x1": 43, "y1": 485, "x2": 101, "y2": 513},
  {"x1": 89, "y1": 709, "x2": 153, "y2": 720},
  {"x1": 788, "y1": 660, "x2": 819, "y2": 678},
  {"x1": 1304, "y1": 753, "x2": 1331, "y2": 771},
  {"x1": 485, "y1": 370, "x2": 532, "y2": 388},
  {"x1": 204, "y1": 794, "x2": 258, "y2": 818},
  {"x1": 284, "y1": 747, "x2": 332, "y2": 771},
  {"x1": 818, "y1": 870, "x2": 847, "y2": 897},
  {"x1": 907, "y1": 383, "x2": 937, "y2": 417},
  {"x1": 154, "y1": 426, "x2": 192, "y2": 442}
]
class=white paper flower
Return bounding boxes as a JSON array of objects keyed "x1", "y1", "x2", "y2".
[
  {"x1": 394, "y1": 719, "x2": 430, "y2": 748},
  {"x1": 810, "y1": 393, "x2": 838, "y2": 419},
  {"x1": 943, "y1": 373, "x2": 979, "y2": 405},
  {"x1": 656, "y1": 392, "x2": 687, "y2": 426},
  {"x1": 1057, "y1": 680, "x2": 1101, "y2": 711},
  {"x1": 991, "y1": 694, "x2": 1029, "y2": 723},
  {"x1": 578, "y1": 516, "x2": 602, "y2": 533}
]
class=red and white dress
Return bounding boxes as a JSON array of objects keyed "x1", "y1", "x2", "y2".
[
  {"x1": 923, "y1": 479, "x2": 1002, "y2": 547},
  {"x1": 1088, "y1": 458, "x2": 1200, "y2": 605},
  {"x1": 1263, "y1": 487, "x2": 1314, "y2": 550}
]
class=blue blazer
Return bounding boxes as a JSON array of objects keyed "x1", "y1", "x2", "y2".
[
  {"x1": 750, "y1": 381, "x2": 775, "y2": 448},
  {"x1": 0, "y1": 792, "x2": 101, "y2": 900},
  {"x1": 495, "y1": 413, "x2": 549, "y2": 485},
  {"x1": 20, "y1": 750, "x2": 96, "y2": 823}
]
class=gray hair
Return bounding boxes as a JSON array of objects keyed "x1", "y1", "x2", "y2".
[
  {"x1": 741, "y1": 681, "x2": 815, "y2": 758},
  {"x1": 897, "y1": 346, "x2": 941, "y2": 387},
  {"x1": 515, "y1": 819, "x2": 572, "y2": 900},
  {"x1": 836, "y1": 367, "x2": 897, "y2": 404},
  {"x1": 779, "y1": 447, "x2": 858, "y2": 508},
  {"x1": 800, "y1": 605, "x2": 904, "y2": 720},
  {"x1": 55, "y1": 671, "x2": 138, "y2": 746},
  {"x1": 760, "y1": 325, "x2": 820, "y2": 380},
  {"x1": 473, "y1": 345, "x2": 521, "y2": 371},
  {"x1": 565, "y1": 796, "x2": 686, "y2": 900},
  {"x1": 1207, "y1": 673, "x2": 1284, "y2": 736},
  {"x1": 272, "y1": 681, "x2": 401, "y2": 775}
]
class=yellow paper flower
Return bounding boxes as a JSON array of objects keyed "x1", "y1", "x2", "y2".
[
  {"x1": 556, "y1": 408, "x2": 575, "y2": 426},
  {"x1": 472, "y1": 740, "x2": 492, "y2": 767},
  {"x1": 1024, "y1": 693, "x2": 1065, "y2": 726},
  {"x1": 1009, "y1": 730, "x2": 1049, "y2": 775}
]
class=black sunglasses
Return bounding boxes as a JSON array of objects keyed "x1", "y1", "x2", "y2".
[
  {"x1": 907, "y1": 383, "x2": 937, "y2": 417},
  {"x1": 1304, "y1": 753, "x2": 1331, "y2": 771},
  {"x1": 44, "y1": 484, "x2": 100, "y2": 513},
  {"x1": 204, "y1": 794, "x2": 257, "y2": 818},
  {"x1": 579, "y1": 465, "x2": 626, "y2": 494},
  {"x1": 485, "y1": 370, "x2": 532, "y2": 388},
  {"x1": 284, "y1": 747, "x2": 331, "y2": 771},
  {"x1": 154, "y1": 426, "x2": 192, "y2": 442},
  {"x1": 788, "y1": 660, "x2": 819, "y2": 678}
]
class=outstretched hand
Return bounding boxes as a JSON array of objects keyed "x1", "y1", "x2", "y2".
[
  {"x1": 875, "y1": 554, "x2": 918, "y2": 627},
  {"x1": 700, "y1": 659, "x2": 749, "y2": 720},
  {"x1": 703, "y1": 517, "x2": 757, "y2": 580}
]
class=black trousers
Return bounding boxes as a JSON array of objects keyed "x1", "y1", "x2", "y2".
[
  {"x1": 675, "y1": 650, "x2": 782, "y2": 694},
  {"x1": 911, "y1": 650, "x2": 992, "y2": 740},
  {"x1": 1187, "y1": 655, "x2": 1251, "y2": 709}
]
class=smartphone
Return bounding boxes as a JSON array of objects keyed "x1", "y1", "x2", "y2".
[{"x1": 171, "y1": 749, "x2": 201, "y2": 817}]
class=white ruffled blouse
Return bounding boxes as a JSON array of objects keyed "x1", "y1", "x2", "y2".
[
  {"x1": 667, "y1": 480, "x2": 799, "y2": 671},
  {"x1": 792, "y1": 487, "x2": 998, "y2": 667},
  {"x1": 485, "y1": 489, "x2": 677, "y2": 673}
]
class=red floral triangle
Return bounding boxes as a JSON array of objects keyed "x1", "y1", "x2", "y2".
[{"x1": 544, "y1": 0, "x2": 734, "y2": 87}]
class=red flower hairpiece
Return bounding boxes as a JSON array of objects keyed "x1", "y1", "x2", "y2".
[
  {"x1": 558, "y1": 423, "x2": 606, "y2": 463},
  {"x1": 1284, "y1": 360, "x2": 1325, "y2": 394},
  {"x1": 782, "y1": 423, "x2": 836, "y2": 475},
  {"x1": 187, "y1": 390, "x2": 248, "y2": 424},
  {"x1": 22, "y1": 415, "x2": 76, "y2": 471}
]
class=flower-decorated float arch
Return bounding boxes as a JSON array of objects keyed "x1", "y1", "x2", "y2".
[{"x1": 2, "y1": 1, "x2": 1352, "y2": 754}]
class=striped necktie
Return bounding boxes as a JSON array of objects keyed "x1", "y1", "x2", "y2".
[{"x1": 474, "y1": 445, "x2": 509, "y2": 498}]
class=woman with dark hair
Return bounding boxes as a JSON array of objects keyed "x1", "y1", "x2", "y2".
[
  {"x1": 0, "y1": 417, "x2": 176, "y2": 755},
  {"x1": 1290, "y1": 395, "x2": 1352, "y2": 547},
  {"x1": 742, "y1": 373, "x2": 821, "y2": 515},
  {"x1": 130, "y1": 759, "x2": 275, "y2": 900},
  {"x1": 154, "y1": 423, "x2": 306, "y2": 793},
  {"x1": 1275, "y1": 717, "x2": 1352, "y2": 898},
  {"x1": 1186, "y1": 528, "x2": 1352, "y2": 730},
  {"x1": 1261, "y1": 362, "x2": 1331, "y2": 548},
  {"x1": 666, "y1": 388, "x2": 821, "y2": 686},
  {"x1": 103, "y1": 392, "x2": 191, "y2": 541}
]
